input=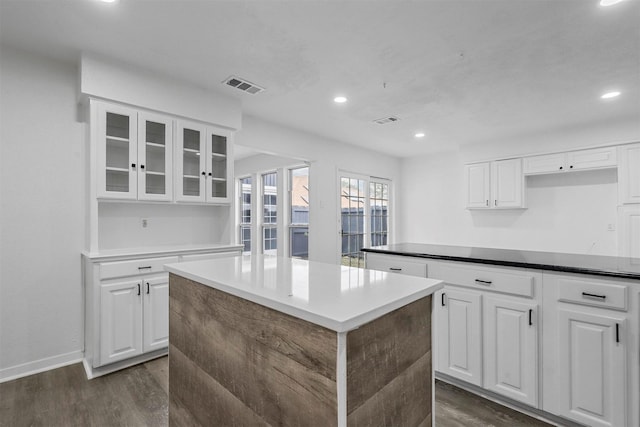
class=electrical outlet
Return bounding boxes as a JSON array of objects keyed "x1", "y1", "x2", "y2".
[
  {"x1": 142, "y1": 218, "x2": 148, "y2": 228},
  {"x1": 607, "y1": 223, "x2": 615, "y2": 231}
]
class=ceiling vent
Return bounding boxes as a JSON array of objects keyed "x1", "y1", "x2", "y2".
[
  {"x1": 223, "y1": 76, "x2": 265, "y2": 94},
  {"x1": 373, "y1": 116, "x2": 400, "y2": 125}
]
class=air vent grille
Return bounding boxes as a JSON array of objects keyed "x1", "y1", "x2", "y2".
[
  {"x1": 223, "y1": 76, "x2": 265, "y2": 94},
  {"x1": 373, "y1": 116, "x2": 400, "y2": 125}
]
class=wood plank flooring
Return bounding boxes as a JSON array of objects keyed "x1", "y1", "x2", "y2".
[{"x1": 0, "y1": 356, "x2": 552, "y2": 427}]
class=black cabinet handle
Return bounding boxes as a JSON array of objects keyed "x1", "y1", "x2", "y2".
[
  {"x1": 131, "y1": 163, "x2": 136, "y2": 168},
  {"x1": 389, "y1": 267, "x2": 402, "y2": 271},
  {"x1": 441, "y1": 293, "x2": 446, "y2": 306},
  {"x1": 582, "y1": 292, "x2": 606, "y2": 300},
  {"x1": 570, "y1": 165, "x2": 574, "y2": 169},
  {"x1": 201, "y1": 171, "x2": 206, "y2": 176},
  {"x1": 137, "y1": 283, "x2": 141, "y2": 296},
  {"x1": 616, "y1": 323, "x2": 620, "y2": 343},
  {"x1": 475, "y1": 278, "x2": 492, "y2": 285},
  {"x1": 208, "y1": 172, "x2": 212, "y2": 176},
  {"x1": 485, "y1": 200, "x2": 489, "y2": 207},
  {"x1": 529, "y1": 309, "x2": 533, "y2": 326},
  {"x1": 137, "y1": 266, "x2": 152, "y2": 271},
  {"x1": 140, "y1": 165, "x2": 145, "y2": 169},
  {"x1": 559, "y1": 166, "x2": 563, "y2": 170},
  {"x1": 494, "y1": 199, "x2": 497, "y2": 207},
  {"x1": 146, "y1": 282, "x2": 150, "y2": 294}
]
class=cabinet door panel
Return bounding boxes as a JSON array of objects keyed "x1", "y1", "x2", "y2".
[
  {"x1": 523, "y1": 153, "x2": 565, "y2": 175},
  {"x1": 491, "y1": 159, "x2": 523, "y2": 208},
  {"x1": 618, "y1": 143, "x2": 640, "y2": 204},
  {"x1": 138, "y1": 112, "x2": 173, "y2": 201},
  {"x1": 205, "y1": 127, "x2": 232, "y2": 204},
  {"x1": 143, "y1": 276, "x2": 169, "y2": 352},
  {"x1": 99, "y1": 280, "x2": 143, "y2": 366},
  {"x1": 484, "y1": 297, "x2": 538, "y2": 406},
  {"x1": 557, "y1": 309, "x2": 626, "y2": 427},
  {"x1": 465, "y1": 163, "x2": 490, "y2": 209},
  {"x1": 567, "y1": 147, "x2": 617, "y2": 171},
  {"x1": 176, "y1": 121, "x2": 207, "y2": 202},
  {"x1": 96, "y1": 102, "x2": 138, "y2": 200},
  {"x1": 436, "y1": 288, "x2": 482, "y2": 386}
]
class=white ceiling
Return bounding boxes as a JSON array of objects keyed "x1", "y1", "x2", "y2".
[{"x1": 1, "y1": 0, "x2": 638, "y2": 157}]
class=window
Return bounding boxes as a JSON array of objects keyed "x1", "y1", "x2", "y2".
[
  {"x1": 238, "y1": 177, "x2": 252, "y2": 253},
  {"x1": 339, "y1": 174, "x2": 391, "y2": 267},
  {"x1": 289, "y1": 166, "x2": 309, "y2": 259},
  {"x1": 370, "y1": 181, "x2": 389, "y2": 246},
  {"x1": 262, "y1": 172, "x2": 277, "y2": 254}
]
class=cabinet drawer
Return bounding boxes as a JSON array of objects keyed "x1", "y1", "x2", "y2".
[
  {"x1": 100, "y1": 256, "x2": 179, "y2": 280},
  {"x1": 437, "y1": 262, "x2": 536, "y2": 297},
  {"x1": 365, "y1": 253, "x2": 427, "y2": 277},
  {"x1": 556, "y1": 276, "x2": 627, "y2": 311},
  {"x1": 181, "y1": 251, "x2": 239, "y2": 262}
]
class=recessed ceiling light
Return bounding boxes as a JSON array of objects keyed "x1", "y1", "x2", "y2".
[
  {"x1": 599, "y1": 0, "x2": 626, "y2": 6},
  {"x1": 601, "y1": 91, "x2": 621, "y2": 99},
  {"x1": 414, "y1": 132, "x2": 426, "y2": 138},
  {"x1": 98, "y1": 0, "x2": 119, "y2": 3},
  {"x1": 334, "y1": 96, "x2": 347, "y2": 104}
]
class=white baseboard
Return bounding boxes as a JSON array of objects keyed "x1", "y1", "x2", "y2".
[
  {"x1": 0, "y1": 350, "x2": 84, "y2": 383},
  {"x1": 83, "y1": 348, "x2": 167, "y2": 379}
]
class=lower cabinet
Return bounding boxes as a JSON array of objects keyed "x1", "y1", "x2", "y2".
[
  {"x1": 435, "y1": 288, "x2": 483, "y2": 387},
  {"x1": 100, "y1": 275, "x2": 168, "y2": 365},
  {"x1": 543, "y1": 272, "x2": 636, "y2": 427},
  {"x1": 483, "y1": 296, "x2": 538, "y2": 407},
  {"x1": 555, "y1": 308, "x2": 626, "y2": 427},
  {"x1": 84, "y1": 246, "x2": 242, "y2": 378}
]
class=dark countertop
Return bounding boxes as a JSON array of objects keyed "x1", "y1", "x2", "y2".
[{"x1": 362, "y1": 243, "x2": 640, "y2": 280}]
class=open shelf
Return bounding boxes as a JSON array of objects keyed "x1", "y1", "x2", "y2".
[{"x1": 106, "y1": 166, "x2": 129, "y2": 173}]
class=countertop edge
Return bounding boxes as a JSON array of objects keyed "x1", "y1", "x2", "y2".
[
  {"x1": 362, "y1": 248, "x2": 640, "y2": 280},
  {"x1": 82, "y1": 244, "x2": 244, "y2": 261},
  {"x1": 165, "y1": 263, "x2": 443, "y2": 333}
]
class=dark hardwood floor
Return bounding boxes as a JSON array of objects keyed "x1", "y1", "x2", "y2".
[{"x1": 0, "y1": 356, "x2": 551, "y2": 426}]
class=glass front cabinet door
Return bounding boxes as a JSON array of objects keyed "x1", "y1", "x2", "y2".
[
  {"x1": 137, "y1": 112, "x2": 173, "y2": 201},
  {"x1": 95, "y1": 101, "x2": 173, "y2": 201},
  {"x1": 176, "y1": 121, "x2": 232, "y2": 204},
  {"x1": 96, "y1": 102, "x2": 138, "y2": 200}
]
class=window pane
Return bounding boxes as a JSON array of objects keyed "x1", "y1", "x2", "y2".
[
  {"x1": 238, "y1": 177, "x2": 252, "y2": 253},
  {"x1": 290, "y1": 167, "x2": 309, "y2": 259},
  {"x1": 369, "y1": 181, "x2": 389, "y2": 248}
]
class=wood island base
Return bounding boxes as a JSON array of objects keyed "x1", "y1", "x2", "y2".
[{"x1": 168, "y1": 274, "x2": 433, "y2": 427}]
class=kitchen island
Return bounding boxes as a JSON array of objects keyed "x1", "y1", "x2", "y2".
[{"x1": 165, "y1": 255, "x2": 443, "y2": 427}]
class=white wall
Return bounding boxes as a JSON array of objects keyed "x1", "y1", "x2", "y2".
[
  {"x1": 236, "y1": 116, "x2": 402, "y2": 264},
  {"x1": 0, "y1": 46, "x2": 85, "y2": 379},
  {"x1": 397, "y1": 142, "x2": 630, "y2": 256},
  {"x1": 98, "y1": 203, "x2": 230, "y2": 250}
]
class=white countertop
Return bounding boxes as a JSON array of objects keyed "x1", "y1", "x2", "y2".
[
  {"x1": 165, "y1": 255, "x2": 443, "y2": 333},
  {"x1": 82, "y1": 243, "x2": 243, "y2": 261}
]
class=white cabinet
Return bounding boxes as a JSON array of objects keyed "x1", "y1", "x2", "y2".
[
  {"x1": 95, "y1": 101, "x2": 173, "y2": 201},
  {"x1": 543, "y1": 272, "x2": 637, "y2": 427},
  {"x1": 483, "y1": 296, "x2": 538, "y2": 406},
  {"x1": 618, "y1": 143, "x2": 640, "y2": 204},
  {"x1": 618, "y1": 206, "x2": 640, "y2": 259},
  {"x1": 435, "y1": 288, "x2": 483, "y2": 386},
  {"x1": 556, "y1": 308, "x2": 626, "y2": 427},
  {"x1": 465, "y1": 162, "x2": 491, "y2": 208},
  {"x1": 524, "y1": 146, "x2": 617, "y2": 175},
  {"x1": 364, "y1": 252, "x2": 428, "y2": 277},
  {"x1": 466, "y1": 159, "x2": 524, "y2": 209},
  {"x1": 99, "y1": 279, "x2": 144, "y2": 364},
  {"x1": 176, "y1": 120, "x2": 232, "y2": 204},
  {"x1": 99, "y1": 274, "x2": 168, "y2": 366},
  {"x1": 142, "y1": 276, "x2": 169, "y2": 353}
]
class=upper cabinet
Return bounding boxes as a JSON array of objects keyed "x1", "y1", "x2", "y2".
[
  {"x1": 175, "y1": 120, "x2": 232, "y2": 204},
  {"x1": 466, "y1": 158, "x2": 524, "y2": 209},
  {"x1": 618, "y1": 143, "x2": 640, "y2": 204},
  {"x1": 92, "y1": 100, "x2": 232, "y2": 205},
  {"x1": 96, "y1": 101, "x2": 173, "y2": 201},
  {"x1": 523, "y1": 146, "x2": 617, "y2": 175}
]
